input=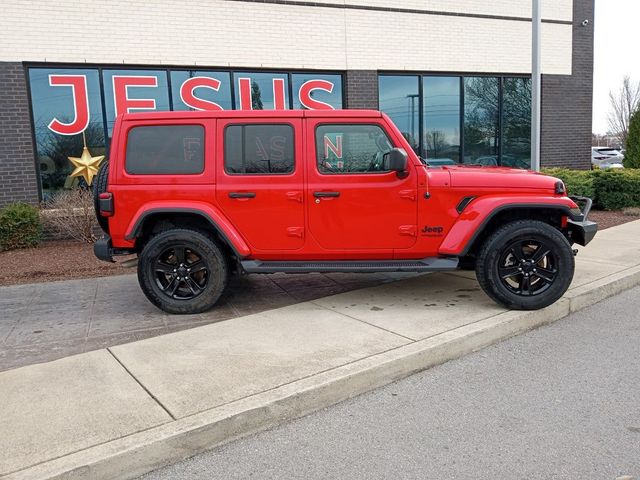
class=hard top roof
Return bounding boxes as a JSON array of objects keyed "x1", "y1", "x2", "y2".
[{"x1": 120, "y1": 109, "x2": 383, "y2": 121}]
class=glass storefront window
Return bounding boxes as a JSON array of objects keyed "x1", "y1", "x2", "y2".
[
  {"x1": 423, "y1": 77, "x2": 460, "y2": 163},
  {"x1": 502, "y1": 77, "x2": 532, "y2": 169},
  {"x1": 463, "y1": 77, "x2": 500, "y2": 165},
  {"x1": 102, "y1": 69, "x2": 170, "y2": 136},
  {"x1": 28, "y1": 68, "x2": 106, "y2": 198},
  {"x1": 291, "y1": 73, "x2": 343, "y2": 110},
  {"x1": 28, "y1": 66, "x2": 344, "y2": 198},
  {"x1": 233, "y1": 72, "x2": 290, "y2": 110},
  {"x1": 378, "y1": 74, "x2": 531, "y2": 168},
  {"x1": 378, "y1": 75, "x2": 420, "y2": 154},
  {"x1": 171, "y1": 71, "x2": 233, "y2": 111}
]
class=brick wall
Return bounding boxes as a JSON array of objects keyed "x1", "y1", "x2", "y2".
[
  {"x1": 0, "y1": 62, "x2": 39, "y2": 207},
  {"x1": 540, "y1": 0, "x2": 594, "y2": 169},
  {"x1": 345, "y1": 71, "x2": 379, "y2": 110}
]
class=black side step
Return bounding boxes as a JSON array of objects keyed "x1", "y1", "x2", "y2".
[{"x1": 240, "y1": 257, "x2": 459, "y2": 274}]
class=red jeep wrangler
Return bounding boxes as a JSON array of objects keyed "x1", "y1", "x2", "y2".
[{"x1": 94, "y1": 110, "x2": 597, "y2": 314}]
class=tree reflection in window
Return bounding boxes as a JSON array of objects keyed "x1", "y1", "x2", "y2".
[
  {"x1": 423, "y1": 76, "x2": 460, "y2": 163},
  {"x1": 463, "y1": 77, "x2": 500, "y2": 165},
  {"x1": 502, "y1": 78, "x2": 532, "y2": 169}
]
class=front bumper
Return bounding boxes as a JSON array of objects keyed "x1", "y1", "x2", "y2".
[{"x1": 567, "y1": 195, "x2": 598, "y2": 246}]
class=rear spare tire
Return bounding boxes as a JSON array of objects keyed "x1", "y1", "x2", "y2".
[{"x1": 93, "y1": 161, "x2": 110, "y2": 234}]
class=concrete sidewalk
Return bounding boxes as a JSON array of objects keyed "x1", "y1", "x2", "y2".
[
  {"x1": 0, "y1": 271, "x2": 415, "y2": 372},
  {"x1": 2, "y1": 220, "x2": 640, "y2": 480}
]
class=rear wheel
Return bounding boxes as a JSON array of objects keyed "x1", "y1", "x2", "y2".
[
  {"x1": 137, "y1": 228, "x2": 228, "y2": 314},
  {"x1": 475, "y1": 220, "x2": 574, "y2": 310}
]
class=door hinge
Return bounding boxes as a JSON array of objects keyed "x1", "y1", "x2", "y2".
[
  {"x1": 398, "y1": 225, "x2": 417, "y2": 237},
  {"x1": 287, "y1": 226, "x2": 304, "y2": 238},
  {"x1": 399, "y1": 189, "x2": 417, "y2": 201}
]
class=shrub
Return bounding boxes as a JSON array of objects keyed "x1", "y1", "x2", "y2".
[
  {"x1": 41, "y1": 188, "x2": 99, "y2": 244},
  {"x1": 541, "y1": 168, "x2": 640, "y2": 209},
  {"x1": 624, "y1": 109, "x2": 640, "y2": 168},
  {"x1": 593, "y1": 169, "x2": 640, "y2": 210},
  {"x1": 542, "y1": 168, "x2": 596, "y2": 198},
  {"x1": 0, "y1": 203, "x2": 42, "y2": 251}
]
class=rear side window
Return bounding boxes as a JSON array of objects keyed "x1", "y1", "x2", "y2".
[
  {"x1": 224, "y1": 124, "x2": 294, "y2": 174},
  {"x1": 125, "y1": 125, "x2": 205, "y2": 175}
]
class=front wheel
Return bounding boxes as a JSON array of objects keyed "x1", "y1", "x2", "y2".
[
  {"x1": 137, "y1": 228, "x2": 228, "y2": 314},
  {"x1": 475, "y1": 220, "x2": 574, "y2": 310}
]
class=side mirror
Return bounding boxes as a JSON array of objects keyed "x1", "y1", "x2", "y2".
[{"x1": 383, "y1": 148, "x2": 408, "y2": 173}]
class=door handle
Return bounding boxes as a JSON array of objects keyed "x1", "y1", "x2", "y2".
[
  {"x1": 229, "y1": 192, "x2": 256, "y2": 199},
  {"x1": 313, "y1": 191, "x2": 340, "y2": 198}
]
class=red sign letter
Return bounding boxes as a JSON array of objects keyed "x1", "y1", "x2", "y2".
[
  {"x1": 238, "y1": 77, "x2": 253, "y2": 110},
  {"x1": 180, "y1": 77, "x2": 223, "y2": 111},
  {"x1": 47, "y1": 75, "x2": 90, "y2": 135},
  {"x1": 273, "y1": 78, "x2": 286, "y2": 110},
  {"x1": 238, "y1": 77, "x2": 288, "y2": 110},
  {"x1": 324, "y1": 134, "x2": 343, "y2": 159},
  {"x1": 112, "y1": 76, "x2": 158, "y2": 117},
  {"x1": 299, "y1": 79, "x2": 335, "y2": 110}
]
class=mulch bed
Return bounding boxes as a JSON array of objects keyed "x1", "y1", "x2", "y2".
[
  {"x1": 0, "y1": 240, "x2": 134, "y2": 287},
  {"x1": 585, "y1": 210, "x2": 636, "y2": 230},
  {"x1": 0, "y1": 210, "x2": 638, "y2": 287}
]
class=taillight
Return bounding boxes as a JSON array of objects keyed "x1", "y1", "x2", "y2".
[{"x1": 99, "y1": 192, "x2": 114, "y2": 217}]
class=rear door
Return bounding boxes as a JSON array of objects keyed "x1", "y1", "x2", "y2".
[
  {"x1": 305, "y1": 119, "x2": 418, "y2": 251},
  {"x1": 215, "y1": 118, "x2": 305, "y2": 251}
]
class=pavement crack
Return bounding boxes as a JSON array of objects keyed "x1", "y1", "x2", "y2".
[
  {"x1": 106, "y1": 347, "x2": 176, "y2": 421},
  {"x1": 308, "y1": 300, "x2": 417, "y2": 342},
  {"x1": 85, "y1": 282, "x2": 99, "y2": 339}
]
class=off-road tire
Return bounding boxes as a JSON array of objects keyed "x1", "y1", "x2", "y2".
[
  {"x1": 475, "y1": 220, "x2": 574, "y2": 310},
  {"x1": 93, "y1": 161, "x2": 110, "y2": 233},
  {"x1": 137, "y1": 228, "x2": 228, "y2": 314}
]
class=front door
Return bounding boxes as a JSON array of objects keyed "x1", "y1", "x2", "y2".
[
  {"x1": 216, "y1": 118, "x2": 304, "y2": 251},
  {"x1": 306, "y1": 120, "x2": 418, "y2": 251}
]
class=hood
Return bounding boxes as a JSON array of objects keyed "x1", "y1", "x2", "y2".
[{"x1": 443, "y1": 165, "x2": 560, "y2": 191}]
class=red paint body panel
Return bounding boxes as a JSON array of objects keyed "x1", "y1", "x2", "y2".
[
  {"x1": 214, "y1": 117, "x2": 306, "y2": 251},
  {"x1": 438, "y1": 194, "x2": 578, "y2": 255},
  {"x1": 104, "y1": 109, "x2": 577, "y2": 261},
  {"x1": 304, "y1": 116, "x2": 417, "y2": 251}
]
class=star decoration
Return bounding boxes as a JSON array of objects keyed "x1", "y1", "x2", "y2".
[{"x1": 68, "y1": 140, "x2": 104, "y2": 186}]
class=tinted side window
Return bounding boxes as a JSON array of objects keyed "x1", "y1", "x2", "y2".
[
  {"x1": 224, "y1": 124, "x2": 294, "y2": 174},
  {"x1": 315, "y1": 124, "x2": 393, "y2": 174},
  {"x1": 126, "y1": 125, "x2": 204, "y2": 175}
]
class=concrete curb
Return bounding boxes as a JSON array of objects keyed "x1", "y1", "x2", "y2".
[{"x1": 5, "y1": 266, "x2": 640, "y2": 480}]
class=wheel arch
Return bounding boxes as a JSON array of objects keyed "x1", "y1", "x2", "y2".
[
  {"x1": 439, "y1": 199, "x2": 578, "y2": 258},
  {"x1": 125, "y1": 205, "x2": 251, "y2": 258}
]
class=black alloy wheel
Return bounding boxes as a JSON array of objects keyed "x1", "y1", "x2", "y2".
[
  {"x1": 138, "y1": 228, "x2": 228, "y2": 314},
  {"x1": 154, "y1": 245, "x2": 209, "y2": 300},
  {"x1": 476, "y1": 220, "x2": 574, "y2": 310},
  {"x1": 497, "y1": 238, "x2": 559, "y2": 297}
]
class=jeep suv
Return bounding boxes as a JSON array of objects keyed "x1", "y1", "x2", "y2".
[{"x1": 94, "y1": 110, "x2": 597, "y2": 314}]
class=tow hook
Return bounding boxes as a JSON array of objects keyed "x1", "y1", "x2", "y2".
[{"x1": 573, "y1": 249, "x2": 578, "y2": 256}]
